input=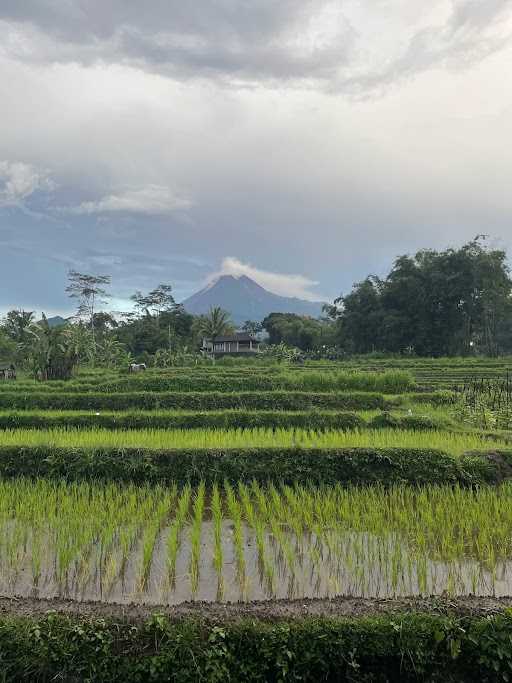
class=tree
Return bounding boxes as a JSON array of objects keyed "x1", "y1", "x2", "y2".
[
  {"x1": 0, "y1": 329, "x2": 16, "y2": 363},
  {"x1": 334, "y1": 277, "x2": 385, "y2": 354},
  {"x1": 330, "y1": 238, "x2": 512, "y2": 356},
  {"x1": 21, "y1": 315, "x2": 79, "y2": 380},
  {"x1": 66, "y1": 271, "x2": 111, "y2": 345},
  {"x1": 241, "y1": 320, "x2": 263, "y2": 335},
  {"x1": 262, "y1": 313, "x2": 334, "y2": 351},
  {"x1": 131, "y1": 284, "x2": 176, "y2": 318},
  {"x1": 199, "y1": 307, "x2": 233, "y2": 348},
  {"x1": 115, "y1": 304, "x2": 194, "y2": 358},
  {"x1": 3, "y1": 310, "x2": 35, "y2": 344}
]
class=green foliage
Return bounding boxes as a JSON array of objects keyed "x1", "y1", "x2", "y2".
[
  {"x1": 0, "y1": 409, "x2": 367, "y2": 431},
  {"x1": 0, "y1": 611, "x2": 511, "y2": 681},
  {"x1": 0, "y1": 390, "x2": 390, "y2": 410},
  {"x1": 114, "y1": 307, "x2": 196, "y2": 358},
  {"x1": 198, "y1": 306, "x2": 234, "y2": 342},
  {"x1": 20, "y1": 316, "x2": 79, "y2": 381},
  {"x1": 331, "y1": 239, "x2": 512, "y2": 357},
  {"x1": 97, "y1": 369, "x2": 416, "y2": 393},
  {"x1": 0, "y1": 328, "x2": 16, "y2": 364},
  {"x1": 262, "y1": 312, "x2": 335, "y2": 351},
  {"x1": 0, "y1": 445, "x2": 496, "y2": 486}
]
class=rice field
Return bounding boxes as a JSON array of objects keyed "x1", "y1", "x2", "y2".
[
  {"x1": 0, "y1": 426, "x2": 506, "y2": 454},
  {"x1": 0, "y1": 363, "x2": 510, "y2": 608},
  {"x1": 1, "y1": 478, "x2": 512, "y2": 604}
]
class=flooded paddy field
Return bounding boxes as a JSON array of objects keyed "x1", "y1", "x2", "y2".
[{"x1": 2, "y1": 478, "x2": 512, "y2": 605}]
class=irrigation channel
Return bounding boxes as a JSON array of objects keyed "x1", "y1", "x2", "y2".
[{"x1": 1, "y1": 479, "x2": 512, "y2": 605}]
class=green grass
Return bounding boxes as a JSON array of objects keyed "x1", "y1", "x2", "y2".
[{"x1": 0, "y1": 426, "x2": 505, "y2": 454}]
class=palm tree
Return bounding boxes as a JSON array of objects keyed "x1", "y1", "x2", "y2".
[
  {"x1": 21, "y1": 315, "x2": 79, "y2": 380},
  {"x1": 199, "y1": 307, "x2": 233, "y2": 356}
]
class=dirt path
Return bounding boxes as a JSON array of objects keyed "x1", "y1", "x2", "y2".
[{"x1": 1, "y1": 594, "x2": 511, "y2": 622}]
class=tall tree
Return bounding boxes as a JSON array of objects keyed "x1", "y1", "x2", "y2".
[
  {"x1": 330, "y1": 238, "x2": 512, "y2": 356},
  {"x1": 130, "y1": 284, "x2": 176, "y2": 318},
  {"x1": 66, "y1": 271, "x2": 111, "y2": 346}
]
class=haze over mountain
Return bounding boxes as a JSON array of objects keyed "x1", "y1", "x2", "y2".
[{"x1": 182, "y1": 275, "x2": 325, "y2": 325}]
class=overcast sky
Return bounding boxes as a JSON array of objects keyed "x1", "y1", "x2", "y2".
[{"x1": 1, "y1": 0, "x2": 512, "y2": 315}]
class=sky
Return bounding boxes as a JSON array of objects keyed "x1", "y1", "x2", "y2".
[{"x1": 1, "y1": 0, "x2": 512, "y2": 316}]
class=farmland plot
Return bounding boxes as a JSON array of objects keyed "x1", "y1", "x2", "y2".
[{"x1": 1, "y1": 479, "x2": 512, "y2": 605}]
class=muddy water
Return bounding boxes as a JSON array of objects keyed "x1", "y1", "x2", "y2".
[{"x1": 0, "y1": 520, "x2": 509, "y2": 605}]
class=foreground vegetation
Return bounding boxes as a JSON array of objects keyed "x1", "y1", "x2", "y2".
[{"x1": 1, "y1": 610, "x2": 511, "y2": 682}]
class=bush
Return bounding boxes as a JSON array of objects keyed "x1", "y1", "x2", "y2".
[
  {"x1": 0, "y1": 445, "x2": 496, "y2": 486},
  {"x1": 0, "y1": 611, "x2": 511, "y2": 681}
]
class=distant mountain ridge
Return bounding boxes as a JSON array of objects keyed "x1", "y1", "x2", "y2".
[{"x1": 182, "y1": 274, "x2": 325, "y2": 324}]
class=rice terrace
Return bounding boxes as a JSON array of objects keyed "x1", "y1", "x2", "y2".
[{"x1": 1, "y1": 355, "x2": 512, "y2": 679}]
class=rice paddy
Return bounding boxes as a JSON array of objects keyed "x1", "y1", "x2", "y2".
[
  {"x1": 0, "y1": 363, "x2": 511, "y2": 607},
  {"x1": 1, "y1": 478, "x2": 512, "y2": 604}
]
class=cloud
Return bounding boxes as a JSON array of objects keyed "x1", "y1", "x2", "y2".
[
  {"x1": 64, "y1": 185, "x2": 193, "y2": 215},
  {"x1": 0, "y1": 1, "x2": 511, "y2": 93},
  {"x1": 1, "y1": 3, "x2": 512, "y2": 315},
  {"x1": 0, "y1": 2, "x2": 355, "y2": 85},
  {"x1": 0, "y1": 160, "x2": 54, "y2": 207},
  {"x1": 213, "y1": 257, "x2": 322, "y2": 301},
  {"x1": 341, "y1": 0, "x2": 512, "y2": 94}
]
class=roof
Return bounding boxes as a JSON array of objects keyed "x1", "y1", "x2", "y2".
[{"x1": 204, "y1": 333, "x2": 257, "y2": 342}]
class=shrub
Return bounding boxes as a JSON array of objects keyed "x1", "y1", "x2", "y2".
[{"x1": 0, "y1": 611, "x2": 511, "y2": 681}]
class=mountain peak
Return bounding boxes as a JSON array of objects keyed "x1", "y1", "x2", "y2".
[{"x1": 182, "y1": 274, "x2": 324, "y2": 324}]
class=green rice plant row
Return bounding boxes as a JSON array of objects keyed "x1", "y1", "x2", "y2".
[
  {"x1": 95, "y1": 369, "x2": 416, "y2": 394},
  {"x1": 0, "y1": 426, "x2": 503, "y2": 454},
  {"x1": 1, "y1": 479, "x2": 512, "y2": 603},
  {"x1": 0, "y1": 369, "x2": 416, "y2": 394}
]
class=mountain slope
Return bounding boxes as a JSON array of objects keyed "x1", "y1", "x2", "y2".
[{"x1": 182, "y1": 275, "x2": 325, "y2": 324}]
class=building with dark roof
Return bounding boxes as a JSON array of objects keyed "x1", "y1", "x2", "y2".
[{"x1": 201, "y1": 332, "x2": 261, "y2": 355}]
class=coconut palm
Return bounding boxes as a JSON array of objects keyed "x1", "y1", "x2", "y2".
[{"x1": 199, "y1": 307, "x2": 233, "y2": 354}]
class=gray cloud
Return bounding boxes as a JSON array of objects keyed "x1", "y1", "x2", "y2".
[
  {"x1": 0, "y1": 1, "x2": 355, "y2": 84},
  {"x1": 1, "y1": 2, "x2": 512, "y2": 315},
  {"x1": 1, "y1": 1, "x2": 510, "y2": 92},
  {"x1": 343, "y1": 0, "x2": 512, "y2": 94}
]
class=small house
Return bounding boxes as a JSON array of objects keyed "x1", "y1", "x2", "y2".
[{"x1": 202, "y1": 333, "x2": 260, "y2": 356}]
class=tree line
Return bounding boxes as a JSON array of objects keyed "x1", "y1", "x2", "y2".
[
  {"x1": 327, "y1": 238, "x2": 512, "y2": 357},
  {"x1": 1, "y1": 237, "x2": 511, "y2": 378}
]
